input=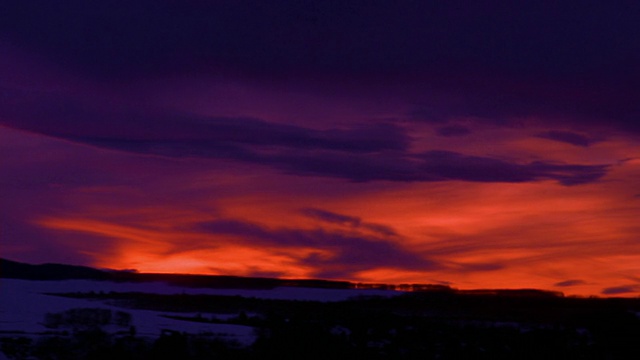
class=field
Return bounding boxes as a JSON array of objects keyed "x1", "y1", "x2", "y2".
[{"x1": 2, "y1": 260, "x2": 640, "y2": 359}]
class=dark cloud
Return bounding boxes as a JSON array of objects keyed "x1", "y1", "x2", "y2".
[
  {"x1": 1, "y1": 87, "x2": 610, "y2": 186},
  {"x1": 301, "y1": 208, "x2": 397, "y2": 237},
  {"x1": 0, "y1": 87, "x2": 409, "y2": 153},
  {"x1": 416, "y1": 151, "x2": 608, "y2": 186},
  {"x1": 301, "y1": 208, "x2": 361, "y2": 227},
  {"x1": 408, "y1": 78, "x2": 640, "y2": 133},
  {"x1": 256, "y1": 150, "x2": 609, "y2": 185},
  {"x1": 436, "y1": 125, "x2": 472, "y2": 137},
  {"x1": 554, "y1": 279, "x2": 587, "y2": 287},
  {"x1": 361, "y1": 224, "x2": 398, "y2": 238},
  {"x1": 536, "y1": 131, "x2": 601, "y2": 147},
  {"x1": 197, "y1": 219, "x2": 437, "y2": 278},
  {"x1": 18, "y1": 135, "x2": 613, "y2": 185},
  {"x1": 601, "y1": 285, "x2": 640, "y2": 295}
]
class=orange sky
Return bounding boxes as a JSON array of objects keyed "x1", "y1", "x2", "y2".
[
  {"x1": 15, "y1": 123, "x2": 636, "y2": 297},
  {"x1": 2, "y1": 2, "x2": 640, "y2": 298}
]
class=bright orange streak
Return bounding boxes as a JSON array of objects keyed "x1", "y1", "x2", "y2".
[
  {"x1": 37, "y1": 217, "x2": 320, "y2": 277},
  {"x1": 32, "y1": 130, "x2": 640, "y2": 297}
]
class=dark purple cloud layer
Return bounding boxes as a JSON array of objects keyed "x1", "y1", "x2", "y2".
[
  {"x1": 2, "y1": 1, "x2": 637, "y2": 78},
  {"x1": 271, "y1": 150, "x2": 608, "y2": 184},
  {"x1": 536, "y1": 131, "x2": 601, "y2": 147},
  {"x1": 301, "y1": 208, "x2": 398, "y2": 237},
  {"x1": 0, "y1": 87, "x2": 408, "y2": 153},
  {"x1": 2, "y1": 1, "x2": 639, "y2": 132},
  {"x1": 0, "y1": 87, "x2": 609, "y2": 185},
  {"x1": 554, "y1": 279, "x2": 587, "y2": 287},
  {"x1": 601, "y1": 285, "x2": 640, "y2": 295}
]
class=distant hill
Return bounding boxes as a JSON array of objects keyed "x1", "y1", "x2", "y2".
[
  {"x1": 0, "y1": 258, "x2": 354, "y2": 290},
  {"x1": 0, "y1": 258, "x2": 108, "y2": 281},
  {"x1": 0, "y1": 258, "x2": 563, "y2": 297}
]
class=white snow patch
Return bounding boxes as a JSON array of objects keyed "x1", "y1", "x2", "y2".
[{"x1": 0, "y1": 278, "x2": 399, "y2": 344}]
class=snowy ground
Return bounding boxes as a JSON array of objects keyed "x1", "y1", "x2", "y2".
[{"x1": 0, "y1": 278, "x2": 398, "y2": 344}]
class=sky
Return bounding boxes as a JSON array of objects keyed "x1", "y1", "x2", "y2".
[{"x1": 1, "y1": 1, "x2": 639, "y2": 297}]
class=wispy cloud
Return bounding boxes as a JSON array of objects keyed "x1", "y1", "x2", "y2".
[
  {"x1": 196, "y1": 219, "x2": 437, "y2": 279},
  {"x1": 601, "y1": 285, "x2": 640, "y2": 295},
  {"x1": 536, "y1": 131, "x2": 601, "y2": 147},
  {"x1": 301, "y1": 208, "x2": 397, "y2": 237},
  {"x1": 554, "y1": 279, "x2": 587, "y2": 287},
  {"x1": 1, "y1": 87, "x2": 609, "y2": 186}
]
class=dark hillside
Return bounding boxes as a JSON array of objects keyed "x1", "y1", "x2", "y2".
[
  {"x1": 0, "y1": 258, "x2": 355, "y2": 290},
  {"x1": 0, "y1": 258, "x2": 108, "y2": 281}
]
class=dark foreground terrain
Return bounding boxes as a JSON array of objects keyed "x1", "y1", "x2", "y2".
[{"x1": 2, "y1": 259, "x2": 640, "y2": 359}]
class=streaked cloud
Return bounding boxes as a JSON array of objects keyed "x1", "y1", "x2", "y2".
[
  {"x1": 601, "y1": 285, "x2": 640, "y2": 295},
  {"x1": 536, "y1": 131, "x2": 601, "y2": 147},
  {"x1": 197, "y1": 218, "x2": 438, "y2": 279},
  {"x1": 554, "y1": 280, "x2": 587, "y2": 287}
]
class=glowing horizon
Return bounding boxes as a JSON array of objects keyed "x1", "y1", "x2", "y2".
[{"x1": 2, "y1": 2, "x2": 640, "y2": 298}]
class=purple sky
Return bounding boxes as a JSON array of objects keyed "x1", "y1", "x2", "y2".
[{"x1": 1, "y1": 1, "x2": 639, "y2": 296}]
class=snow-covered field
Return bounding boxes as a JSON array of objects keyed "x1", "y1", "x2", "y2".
[{"x1": 0, "y1": 278, "x2": 399, "y2": 344}]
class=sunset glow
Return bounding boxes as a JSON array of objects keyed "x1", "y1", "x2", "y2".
[{"x1": 2, "y1": 2, "x2": 640, "y2": 297}]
